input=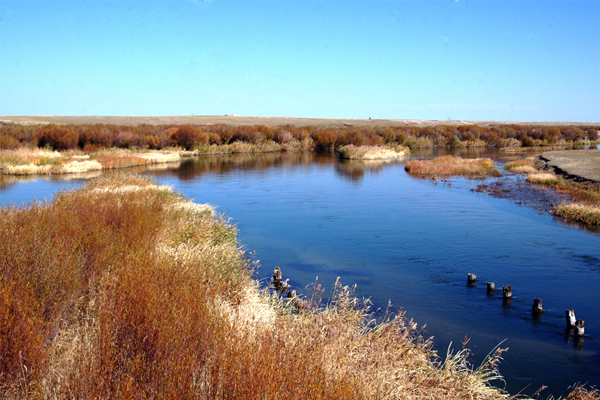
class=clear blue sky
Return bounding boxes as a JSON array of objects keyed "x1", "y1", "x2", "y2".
[{"x1": 1, "y1": 0, "x2": 599, "y2": 122}]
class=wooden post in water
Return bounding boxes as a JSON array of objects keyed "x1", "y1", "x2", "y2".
[
  {"x1": 487, "y1": 282, "x2": 495, "y2": 292},
  {"x1": 532, "y1": 298, "x2": 543, "y2": 313},
  {"x1": 273, "y1": 267, "x2": 282, "y2": 287},
  {"x1": 503, "y1": 285, "x2": 512, "y2": 300},
  {"x1": 575, "y1": 320, "x2": 585, "y2": 337},
  {"x1": 273, "y1": 267, "x2": 289, "y2": 292},
  {"x1": 566, "y1": 309, "x2": 576, "y2": 328},
  {"x1": 467, "y1": 274, "x2": 477, "y2": 284},
  {"x1": 287, "y1": 289, "x2": 297, "y2": 298}
]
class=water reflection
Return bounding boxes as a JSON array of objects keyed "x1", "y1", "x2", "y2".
[
  {"x1": 0, "y1": 171, "x2": 102, "y2": 192},
  {"x1": 167, "y1": 152, "x2": 317, "y2": 180},
  {"x1": 334, "y1": 159, "x2": 397, "y2": 182}
]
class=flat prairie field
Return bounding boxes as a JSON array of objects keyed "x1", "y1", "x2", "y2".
[
  {"x1": 1, "y1": 115, "x2": 596, "y2": 128},
  {"x1": 541, "y1": 149, "x2": 600, "y2": 183}
]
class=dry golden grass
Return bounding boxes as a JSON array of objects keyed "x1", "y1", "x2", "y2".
[
  {"x1": 526, "y1": 172, "x2": 563, "y2": 185},
  {"x1": 0, "y1": 148, "x2": 182, "y2": 175},
  {"x1": 336, "y1": 144, "x2": 409, "y2": 160},
  {"x1": 554, "y1": 202, "x2": 600, "y2": 225},
  {"x1": 405, "y1": 155, "x2": 501, "y2": 178},
  {"x1": 505, "y1": 158, "x2": 538, "y2": 174},
  {"x1": 564, "y1": 385, "x2": 600, "y2": 400},
  {"x1": 0, "y1": 173, "x2": 535, "y2": 399}
]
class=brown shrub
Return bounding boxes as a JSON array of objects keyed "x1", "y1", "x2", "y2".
[
  {"x1": 36, "y1": 125, "x2": 79, "y2": 150},
  {"x1": 0, "y1": 134, "x2": 21, "y2": 150},
  {"x1": 172, "y1": 125, "x2": 209, "y2": 150}
]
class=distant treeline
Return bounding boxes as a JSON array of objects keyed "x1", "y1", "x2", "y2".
[{"x1": 1, "y1": 122, "x2": 598, "y2": 152}]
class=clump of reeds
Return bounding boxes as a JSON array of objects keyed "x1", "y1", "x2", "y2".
[
  {"x1": 336, "y1": 144, "x2": 409, "y2": 160},
  {"x1": 405, "y1": 155, "x2": 501, "y2": 178},
  {"x1": 526, "y1": 172, "x2": 563, "y2": 186},
  {"x1": 505, "y1": 158, "x2": 538, "y2": 174},
  {"x1": 554, "y1": 202, "x2": 600, "y2": 225},
  {"x1": 564, "y1": 385, "x2": 600, "y2": 400}
]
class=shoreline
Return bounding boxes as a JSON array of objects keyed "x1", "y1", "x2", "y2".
[{"x1": 540, "y1": 149, "x2": 600, "y2": 183}]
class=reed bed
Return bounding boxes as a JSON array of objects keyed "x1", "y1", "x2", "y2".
[
  {"x1": 0, "y1": 174, "x2": 527, "y2": 400},
  {"x1": 405, "y1": 155, "x2": 501, "y2": 178},
  {"x1": 0, "y1": 148, "x2": 182, "y2": 175},
  {"x1": 336, "y1": 144, "x2": 409, "y2": 160}
]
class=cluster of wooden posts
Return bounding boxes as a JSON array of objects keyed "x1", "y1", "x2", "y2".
[
  {"x1": 272, "y1": 267, "x2": 306, "y2": 310},
  {"x1": 467, "y1": 273, "x2": 585, "y2": 337},
  {"x1": 271, "y1": 268, "x2": 586, "y2": 336}
]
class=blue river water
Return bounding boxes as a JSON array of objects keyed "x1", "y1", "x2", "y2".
[{"x1": 1, "y1": 150, "x2": 599, "y2": 397}]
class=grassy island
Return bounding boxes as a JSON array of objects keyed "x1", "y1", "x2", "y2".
[
  {"x1": 335, "y1": 144, "x2": 409, "y2": 160},
  {"x1": 405, "y1": 155, "x2": 501, "y2": 178},
  {"x1": 0, "y1": 174, "x2": 523, "y2": 399}
]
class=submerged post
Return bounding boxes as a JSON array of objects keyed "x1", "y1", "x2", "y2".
[
  {"x1": 273, "y1": 267, "x2": 282, "y2": 287},
  {"x1": 287, "y1": 289, "x2": 296, "y2": 298},
  {"x1": 503, "y1": 285, "x2": 512, "y2": 300},
  {"x1": 273, "y1": 267, "x2": 289, "y2": 292},
  {"x1": 532, "y1": 298, "x2": 543, "y2": 313},
  {"x1": 487, "y1": 282, "x2": 495, "y2": 292},
  {"x1": 566, "y1": 309, "x2": 576, "y2": 328},
  {"x1": 575, "y1": 320, "x2": 585, "y2": 337},
  {"x1": 467, "y1": 274, "x2": 477, "y2": 284}
]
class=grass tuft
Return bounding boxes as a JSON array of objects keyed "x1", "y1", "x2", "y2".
[
  {"x1": 526, "y1": 172, "x2": 563, "y2": 186},
  {"x1": 505, "y1": 158, "x2": 538, "y2": 174},
  {"x1": 554, "y1": 202, "x2": 600, "y2": 225}
]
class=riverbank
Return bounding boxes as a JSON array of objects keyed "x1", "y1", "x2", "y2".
[
  {"x1": 1, "y1": 174, "x2": 518, "y2": 399},
  {"x1": 541, "y1": 150, "x2": 600, "y2": 183},
  {"x1": 503, "y1": 154, "x2": 600, "y2": 227},
  {"x1": 0, "y1": 143, "x2": 310, "y2": 176},
  {"x1": 0, "y1": 148, "x2": 186, "y2": 175}
]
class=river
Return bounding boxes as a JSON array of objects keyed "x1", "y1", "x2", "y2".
[{"x1": 1, "y1": 149, "x2": 599, "y2": 397}]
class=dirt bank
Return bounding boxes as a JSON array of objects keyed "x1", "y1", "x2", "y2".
[{"x1": 540, "y1": 149, "x2": 600, "y2": 183}]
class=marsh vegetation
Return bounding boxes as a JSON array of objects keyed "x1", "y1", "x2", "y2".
[
  {"x1": 405, "y1": 155, "x2": 501, "y2": 178},
  {"x1": 505, "y1": 157, "x2": 600, "y2": 226},
  {"x1": 1, "y1": 121, "x2": 598, "y2": 154}
]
